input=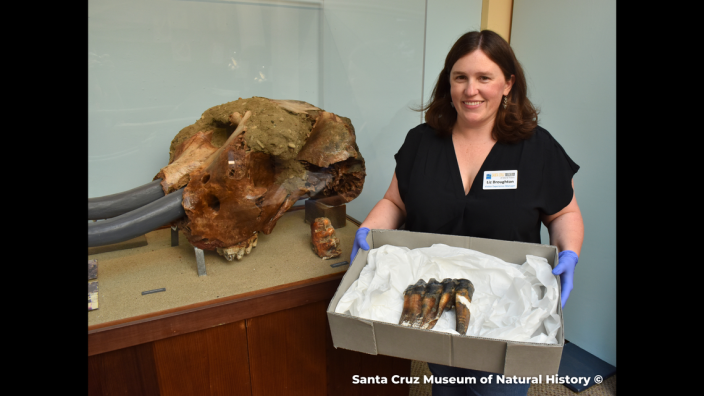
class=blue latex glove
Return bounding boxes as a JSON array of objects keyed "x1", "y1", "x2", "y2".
[
  {"x1": 552, "y1": 250, "x2": 578, "y2": 308},
  {"x1": 351, "y1": 227, "x2": 370, "y2": 263}
]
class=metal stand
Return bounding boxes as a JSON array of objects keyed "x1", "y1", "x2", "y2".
[
  {"x1": 194, "y1": 247, "x2": 207, "y2": 276},
  {"x1": 304, "y1": 196, "x2": 346, "y2": 228},
  {"x1": 171, "y1": 226, "x2": 179, "y2": 247}
]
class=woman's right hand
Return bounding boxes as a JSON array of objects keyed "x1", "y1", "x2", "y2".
[
  {"x1": 350, "y1": 227, "x2": 370, "y2": 263},
  {"x1": 350, "y1": 173, "x2": 406, "y2": 263}
]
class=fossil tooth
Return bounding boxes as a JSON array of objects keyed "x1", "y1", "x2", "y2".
[
  {"x1": 454, "y1": 279, "x2": 475, "y2": 335},
  {"x1": 447, "y1": 279, "x2": 460, "y2": 311},
  {"x1": 408, "y1": 279, "x2": 427, "y2": 328},
  {"x1": 419, "y1": 278, "x2": 443, "y2": 329},
  {"x1": 217, "y1": 246, "x2": 235, "y2": 261},
  {"x1": 398, "y1": 284, "x2": 415, "y2": 326},
  {"x1": 399, "y1": 279, "x2": 427, "y2": 327},
  {"x1": 397, "y1": 277, "x2": 475, "y2": 334},
  {"x1": 216, "y1": 233, "x2": 258, "y2": 261},
  {"x1": 248, "y1": 233, "x2": 258, "y2": 252},
  {"x1": 425, "y1": 278, "x2": 456, "y2": 330},
  {"x1": 444, "y1": 279, "x2": 459, "y2": 313}
]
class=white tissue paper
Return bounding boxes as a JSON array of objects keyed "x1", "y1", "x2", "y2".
[{"x1": 334, "y1": 244, "x2": 561, "y2": 344}]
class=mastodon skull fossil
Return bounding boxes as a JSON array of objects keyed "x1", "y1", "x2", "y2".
[{"x1": 153, "y1": 97, "x2": 365, "y2": 260}]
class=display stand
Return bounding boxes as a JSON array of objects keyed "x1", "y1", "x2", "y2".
[{"x1": 88, "y1": 208, "x2": 410, "y2": 396}]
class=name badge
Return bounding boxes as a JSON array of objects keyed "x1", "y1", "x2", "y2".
[{"x1": 483, "y1": 170, "x2": 517, "y2": 190}]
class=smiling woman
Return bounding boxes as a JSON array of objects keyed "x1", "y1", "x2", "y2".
[
  {"x1": 351, "y1": 29, "x2": 584, "y2": 396},
  {"x1": 449, "y1": 50, "x2": 514, "y2": 133},
  {"x1": 422, "y1": 30, "x2": 538, "y2": 143}
]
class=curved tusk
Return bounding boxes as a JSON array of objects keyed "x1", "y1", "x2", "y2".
[
  {"x1": 88, "y1": 179, "x2": 166, "y2": 220},
  {"x1": 88, "y1": 188, "x2": 185, "y2": 247}
]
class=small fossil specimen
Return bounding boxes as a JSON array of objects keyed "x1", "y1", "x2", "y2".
[{"x1": 311, "y1": 217, "x2": 342, "y2": 259}]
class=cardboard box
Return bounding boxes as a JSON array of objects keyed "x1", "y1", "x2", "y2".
[{"x1": 326, "y1": 229, "x2": 564, "y2": 377}]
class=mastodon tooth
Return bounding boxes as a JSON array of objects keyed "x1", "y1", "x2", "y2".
[
  {"x1": 406, "y1": 279, "x2": 427, "y2": 327},
  {"x1": 419, "y1": 279, "x2": 443, "y2": 329},
  {"x1": 454, "y1": 279, "x2": 475, "y2": 335},
  {"x1": 425, "y1": 278, "x2": 456, "y2": 330},
  {"x1": 398, "y1": 284, "x2": 415, "y2": 326}
]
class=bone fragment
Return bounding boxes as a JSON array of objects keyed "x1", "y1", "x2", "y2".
[
  {"x1": 155, "y1": 131, "x2": 219, "y2": 194},
  {"x1": 311, "y1": 217, "x2": 342, "y2": 259},
  {"x1": 297, "y1": 112, "x2": 358, "y2": 168},
  {"x1": 229, "y1": 111, "x2": 243, "y2": 126}
]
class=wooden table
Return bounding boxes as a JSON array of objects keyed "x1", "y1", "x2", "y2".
[{"x1": 88, "y1": 209, "x2": 411, "y2": 396}]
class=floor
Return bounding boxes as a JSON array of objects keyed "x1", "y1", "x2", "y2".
[{"x1": 408, "y1": 360, "x2": 616, "y2": 396}]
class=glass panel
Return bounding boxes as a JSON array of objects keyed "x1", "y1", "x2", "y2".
[
  {"x1": 319, "y1": 0, "x2": 426, "y2": 220},
  {"x1": 88, "y1": 0, "x2": 431, "y2": 222},
  {"x1": 89, "y1": 0, "x2": 323, "y2": 197}
]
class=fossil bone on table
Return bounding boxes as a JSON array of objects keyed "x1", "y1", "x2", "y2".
[{"x1": 155, "y1": 97, "x2": 366, "y2": 261}]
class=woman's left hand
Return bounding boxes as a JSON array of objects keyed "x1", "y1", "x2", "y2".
[
  {"x1": 541, "y1": 179, "x2": 584, "y2": 309},
  {"x1": 553, "y1": 250, "x2": 578, "y2": 308}
]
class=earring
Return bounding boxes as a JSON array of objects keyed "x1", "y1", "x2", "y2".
[{"x1": 503, "y1": 96, "x2": 508, "y2": 109}]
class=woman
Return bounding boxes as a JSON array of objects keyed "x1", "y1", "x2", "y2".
[{"x1": 350, "y1": 30, "x2": 583, "y2": 396}]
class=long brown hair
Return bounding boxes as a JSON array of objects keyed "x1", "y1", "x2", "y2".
[{"x1": 419, "y1": 30, "x2": 539, "y2": 143}]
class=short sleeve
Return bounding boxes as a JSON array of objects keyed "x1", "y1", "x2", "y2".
[
  {"x1": 394, "y1": 125, "x2": 425, "y2": 203},
  {"x1": 538, "y1": 128, "x2": 580, "y2": 215}
]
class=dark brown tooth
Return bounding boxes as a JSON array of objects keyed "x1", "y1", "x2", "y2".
[
  {"x1": 407, "y1": 279, "x2": 427, "y2": 327},
  {"x1": 425, "y1": 278, "x2": 456, "y2": 330},
  {"x1": 454, "y1": 279, "x2": 475, "y2": 335},
  {"x1": 447, "y1": 279, "x2": 460, "y2": 311},
  {"x1": 398, "y1": 284, "x2": 415, "y2": 326},
  {"x1": 419, "y1": 279, "x2": 443, "y2": 329}
]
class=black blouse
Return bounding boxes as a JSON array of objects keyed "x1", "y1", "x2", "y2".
[{"x1": 394, "y1": 124, "x2": 579, "y2": 244}]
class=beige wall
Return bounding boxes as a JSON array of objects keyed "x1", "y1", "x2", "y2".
[{"x1": 481, "y1": 0, "x2": 513, "y2": 43}]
